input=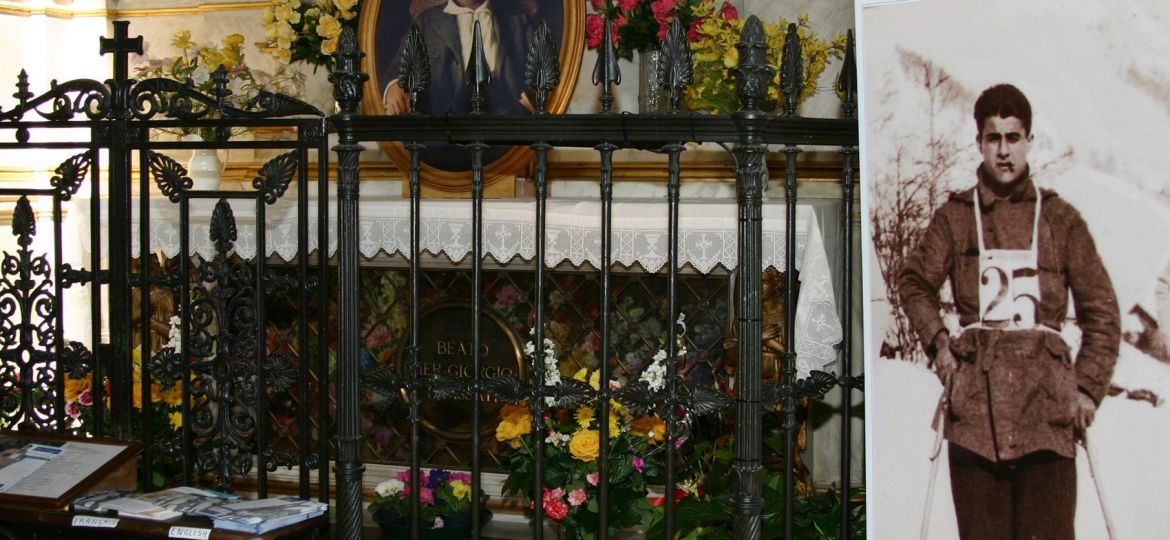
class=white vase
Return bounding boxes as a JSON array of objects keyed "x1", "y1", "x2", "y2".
[{"x1": 183, "y1": 135, "x2": 224, "y2": 191}]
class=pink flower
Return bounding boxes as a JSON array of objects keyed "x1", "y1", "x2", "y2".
[
  {"x1": 364, "y1": 324, "x2": 392, "y2": 350},
  {"x1": 585, "y1": 13, "x2": 604, "y2": 48},
  {"x1": 419, "y1": 487, "x2": 434, "y2": 505},
  {"x1": 688, "y1": 19, "x2": 704, "y2": 42},
  {"x1": 567, "y1": 488, "x2": 588, "y2": 507},
  {"x1": 450, "y1": 472, "x2": 472, "y2": 484},
  {"x1": 396, "y1": 469, "x2": 413, "y2": 483},
  {"x1": 590, "y1": 0, "x2": 606, "y2": 9},
  {"x1": 618, "y1": 0, "x2": 639, "y2": 11},
  {"x1": 613, "y1": 13, "x2": 628, "y2": 40},
  {"x1": 586, "y1": 472, "x2": 600, "y2": 486},
  {"x1": 77, "y1": 388, "x2": 92, "y2": 406},
  {"x1": 632, "y1": 456, "x2": 645, "y2": 473},
  {"x1": 658, "y1": 24, "x2": 670, "y2": 42},
  {"x1": 65, "y1": 401, "x2": 80, "y2": 420},
  {"x1": 541, "y1": 488, "x2": 569, "y2": 520},
  {"x1": 719, "y1": 1, "x2": 738, "y2": 20},
  {"x1": 650, "y1": 0, "x2": 676, "y2": 25}
]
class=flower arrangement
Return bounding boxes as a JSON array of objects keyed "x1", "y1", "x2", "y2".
[
  {"x1": 585, "y1": 0, "x2": 706, "y2": 60},
  {"x1": 684, "y1": 2, "x2": 847, "y2": 114},
  {"x1": 133, "y1": 30, "x2": 305, "y2": 140},
  {"x1": 259, "y1": 0, "x2": 360, "y2": 69},
  {"x1": 496, "y1": 318, "x2": 696, "y2": 539},
  {"x1": 368, "y1": 468, "x2": 489, "y2": 532}
]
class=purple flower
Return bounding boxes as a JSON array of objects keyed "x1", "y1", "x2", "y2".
[
  {"x1": 632, "y1": 456, "x2": 645, "y2": 473},
  {"x1": 428, "y1": 469, "x2": 451, "y2": 488}
]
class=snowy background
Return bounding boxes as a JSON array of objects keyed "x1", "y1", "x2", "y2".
[{"x1": 860, "y1": 0, "x2": 1170, "y2": 538}]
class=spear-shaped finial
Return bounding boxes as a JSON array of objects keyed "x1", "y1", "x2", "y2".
[
  {"x1": 836, "y1": 29, "x2": 857, "y2": 119},
  {"x1": 466, "y1": 19, "x2": 492, "y2": 114},
  {"x1": 592, "y1": 14, "x2": 621, "y2": 113}
]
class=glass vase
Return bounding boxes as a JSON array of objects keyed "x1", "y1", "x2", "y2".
[{"x1": 638, "y1": 49, "x2": 669, "y2": 113}]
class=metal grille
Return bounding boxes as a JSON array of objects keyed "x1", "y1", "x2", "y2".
[{"x1": 0, "y1": 15, "x2": 862, "y2": 539}]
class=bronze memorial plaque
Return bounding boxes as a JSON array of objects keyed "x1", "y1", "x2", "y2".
[{"x1": 407, "y1": 301, "x2": 525, "y2": 442}]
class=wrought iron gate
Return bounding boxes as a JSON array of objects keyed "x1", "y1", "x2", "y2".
[{"x1": 0, "y1": 13, "x2": 861, "y2": 540}]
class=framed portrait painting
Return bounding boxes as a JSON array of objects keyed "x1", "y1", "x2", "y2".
[{"x1": 358, "y1": 0, "x2": 583, "y2": 196}]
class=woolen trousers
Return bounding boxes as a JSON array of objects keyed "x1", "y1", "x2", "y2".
[{"x1": 948, "y1": 443, "x2": 1077, "y2": 540}]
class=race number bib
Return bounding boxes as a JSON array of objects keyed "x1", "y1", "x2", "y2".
[{"x1": 979, "y1": 248, "x2": 1040, "y2": 328}]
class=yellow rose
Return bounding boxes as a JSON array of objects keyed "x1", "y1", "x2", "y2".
[
  {"x1": 450, "y1": 479, "x2": 470, "y2": 500},
  {"x1": 569, "y1": 429, "x2": 600, "y2": 462},
  {"x1": 316, "y1": 14, "x2": 342, "y2": 40},
  {"x1": 169, "y1": 411, "x2": 183, "y2": 430},
  {"x1": 222, "y1": 34, "x2": 245, "y2": 47},
  {"x1": 495, "y1": 404, "x2": 532, "y2": 442},
  {"x1": 275, "y1": 3, "x2": 301, "y2": 25},
  {"x1": 334, "y1": 0, "x2": 358, "y2": 12},
  {"x1": 320, "y1": 38, "x2": 338, "y2": 56}
]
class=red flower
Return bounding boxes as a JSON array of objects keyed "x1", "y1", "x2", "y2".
[
  {"x1": 650, "y1": 0, "x2": 675, "y2": 25},
  {"x1": 585, "y1": 13, "x2": 605, "y2": 48},
  {"x1": 658, "y1": 23, "x2": 670, "y2": 42},
  {"x1": 540, "y1": 488, "x2": 570, "y2": 521},
  {"x1": 618, "y1": 0, "x2": 639, "y2": 11},
  {"x1": 719, "y1": 1, "x2": 738, "y2": 20},
  {"x1": 688, "y1": 19, "x2": 704, "y2": 42},
  {"x1": 613, "y1": 13, "x2": 628, "y2": 38},
  {"x1": 590, "y1": 0, "x2": 607, "y2": 9}
]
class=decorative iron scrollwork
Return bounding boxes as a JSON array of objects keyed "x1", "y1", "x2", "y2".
[
  {"x1": 0, "y1": 71, "x2": 110, "y2": 124},
  {"x1": 658, "y1": 19, "x2": 694, "y2": 113},
  {"x1": 399, "y1": 25, "x2": 431, "y2": 114},
  {"x1": 188, "y1": 199, "x2": 259, "y2": 492},
  {"x1": 60, "y1": 341, "x2": 93, "y2": 380},
  {"x1": 253, "y1": 151, "x2": 297, "y2": 205},
  {"x1": 524, "y1": 22, "x2": 559, "y2": 114},
  {"x1": 761, "y1": 370, "x2": 840, "y2": 411},
  {"x1": 779, "y1": 23, "x2": 804, "y2": 117},
  {"x1": 0, "y1": 197, "x2": 59, "y2": 430},
  {"x1": 145, "y1": 150, "x2": 193, "y2": 203},
  {"x1": 50, "y1": 150, "x2": 94, "y2": 201},
  {"x1": 733, "y1": 16, "x2": 773, "y2": 112}
]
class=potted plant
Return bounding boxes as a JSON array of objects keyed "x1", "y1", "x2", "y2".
[{"x1": 369, "y1": 468, "x2": 490, "y2": 540}]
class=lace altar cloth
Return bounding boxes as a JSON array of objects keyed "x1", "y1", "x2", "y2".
[{"x1": 65, "y1": 196, "x2": 842, "y2": 377}]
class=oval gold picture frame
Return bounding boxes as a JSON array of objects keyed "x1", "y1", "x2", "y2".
[{"x1": 358, "y1": 0, "x2": 584, "y2": 196}]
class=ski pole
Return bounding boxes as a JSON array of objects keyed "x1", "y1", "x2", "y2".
[
  {"x1": 920, "y1": 373, "x2": 952, "y2": 540},
  {"x1": 1081, "y1": 434, "x2": 1117, "y2": 540}
]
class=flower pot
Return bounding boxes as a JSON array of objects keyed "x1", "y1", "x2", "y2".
[
  {"x1": 638, "y1": 49, "x2": 669, "y2": 113},
  {"x1": 372, "y1": 507, "x2": 492, "y2": 540},
  {"x1": 182, "y1": 134, "x2": 224, "y2": 191}
]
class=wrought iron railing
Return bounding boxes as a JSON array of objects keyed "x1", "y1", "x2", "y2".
[{"x1": 0, "y1": 12, "x2": 861, "y2": 540}]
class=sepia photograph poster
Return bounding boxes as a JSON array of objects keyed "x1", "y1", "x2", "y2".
[{"x1": 859, "y1": 0, "x2": 1170, "y2": 538}]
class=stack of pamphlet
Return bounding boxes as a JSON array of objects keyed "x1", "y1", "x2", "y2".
[
  {"x1": 198, "y1": 496, "x2": 328, "y2": 534},
  {"x1": 73, "y1": 486, "x2": 238, "y2": 521},
  {"x1": 0, "y1": 443, "x2": 64, "y2": 493}
]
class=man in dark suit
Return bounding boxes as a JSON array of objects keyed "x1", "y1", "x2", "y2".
[{"x1": 382, "y1": 0, "x2": 536, "y2": 171}]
